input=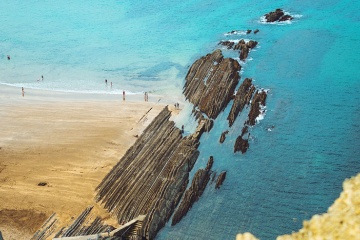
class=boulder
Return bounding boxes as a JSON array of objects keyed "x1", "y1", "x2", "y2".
[
  {"x1": 264, "y1": 9, "x2": 293, "y2": 22},
  {"x1": 234, "y1": 136, "x2": 249, "y2": 154},
  {"x1": 219, "y1": 130, "x2": 229, "y2": 143}
]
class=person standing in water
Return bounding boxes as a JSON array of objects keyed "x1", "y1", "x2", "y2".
[
  {"x1": 22, "y1": 87, "x2": 25, "y2": 97},
  {"x1": 123, "y1": 90, "x2": 125, "y2": 101}
]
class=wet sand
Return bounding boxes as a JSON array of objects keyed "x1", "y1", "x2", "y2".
[{"x1": 0, "y1": 85, "x2": 174, "y2": 239}]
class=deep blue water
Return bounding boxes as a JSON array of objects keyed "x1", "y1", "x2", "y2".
[{"x1": 1, "y1": 1, "x2": 359, "y2": 239}]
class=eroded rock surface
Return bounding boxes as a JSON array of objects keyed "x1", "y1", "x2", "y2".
[
  {"x1": 219, "y1": 130, "x2": 229, "y2": 143},
  {"x1": 215, "y1": 171, "x2": 227, "y2": 189},
  {"x1": 227, "y1": 78, "x2": 255, "y2": 127},
  {"x1": 234, "y1": 136, "x2": 249, "y2": 154},
  {"x1": 247, "y1": 90, "x2": 267, "y2": 126},
  {"x1": 183, "y1": 49, "x2": 241, "y2": 119},
  {"x1": 264, "y1": 9, "x2": 293, "y2": 22},
  {"x1": 171, "y1": 156, "x2": 214, "y2": 226}
]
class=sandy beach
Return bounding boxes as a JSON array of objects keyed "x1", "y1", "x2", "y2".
[{"x1": 0, "y1": 85, "x2": 175, "y2": 239}]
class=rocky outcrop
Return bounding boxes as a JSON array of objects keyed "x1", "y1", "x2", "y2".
[
  {"x1": 264, "y1": 9, "x2": 293, "y2": 22},
  {"x1": 94, "y1": 106, "x2": 208, "y2": 239},
  {"x1": 171, "y1": 156, "x2": 214, "y2": 226},
  {"x1": 234, "y1": 136, "x2": 249, "y2": 154},
  {"x1": 227, "y1": 78, "x2": 255, "y2": 127},
  {"x1": 219, "y1": 130, "x2": 229, "y2": 143},
  {"x1": 247, "y1": 90, "x2": 267, "y2": 126},
  {"x1": 183, "y1": 49, "x2": 241, "y2": 119},
  {"x1": 215, "y1": 171, "x2": 227, "y2": 189}
]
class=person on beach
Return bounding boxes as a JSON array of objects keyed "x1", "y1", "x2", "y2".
[
  {"x1": 22, "y1": 87, "x2": 25, "y2": 97},
  {"x1": 123, "y1": 90, "x2": 125, "y2": 101},
  {"x1": 105, "y1": 79, "x2": 108, "y2": 85},
  {"x1": 144, "y1": 92, "x2": 148, "y2": 102},
  {"x1": 111, "y1": 82, "x2": 112, "y2": 88},
  {"x1": 41, "y1": 75, "x2": 44, "y2": 81}
]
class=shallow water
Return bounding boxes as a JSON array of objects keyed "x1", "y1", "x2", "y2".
[{"x1": 1, "y1": 1, "x2": 360, "y2": 239}]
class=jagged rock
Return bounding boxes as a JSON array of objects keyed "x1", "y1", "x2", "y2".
[
  {"x1": 171, "y1": 156, "x2": 214, "y2": 226},
  {"x1": 240, "y1": 45, "x2": 249, "y2": 60},
  {"x1": 247, "y1": 90, "x2": 267, "y2": 126},
  {"x1": 215, "y1": 171, "x2": 227, "y2": 189},
  {"x1": 264, "y1": 9, "x2": 293, "y2": 22},
  {"x1": 219, "y1": 130, "x2": 229, "y2": 143},
  {"x1": 247, "y1": 40, "x2": 258, "y2": 49},
  {"x1": 94, "y1": 106, "x2": 206, "y2": 239},
  {"x1": 227, "y1": 78, "x2": 255, "y2": 127},
  {"x1": 234, "y1": 39, "x2": 246, "y2": 50},
  {"x1": 254, "y1": 29, "x2": 259, "y2": 34},
  {"x1": 218, "y1": 40, "x2": 235, "y2": 49},
  {"x1": 241, "y1": 126, "x2": 249, "y2": 137},
  {"x1": 246, "y1": 29, "x2": 252, "y2": 34},
  {"x1": 234, "y1": 136, "x2": 249, "y2": 154},
  {"x1": 183, "y1": 49, "x2": 241, "y2": 119}
]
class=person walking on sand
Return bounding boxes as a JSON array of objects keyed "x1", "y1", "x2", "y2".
[
  {"x1": 123, "y1": 90, "x2": 125, "y2": 101},
  {"x1": 105, "y1": 79, "x2": 108, "y2": 85},
  {"x1": 22, "y1": 87, "x2": 25, "y2": 97}
]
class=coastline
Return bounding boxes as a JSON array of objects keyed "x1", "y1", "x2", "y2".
[{"x1": 0, "y1": 84, "x2": 176, "y2": 239}]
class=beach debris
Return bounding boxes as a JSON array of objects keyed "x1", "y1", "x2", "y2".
[{"x1": 37, "y1": 182, "x2": 48, "y2": 186}]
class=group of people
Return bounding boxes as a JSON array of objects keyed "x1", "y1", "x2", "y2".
[{"x1": 174, "y1": 102, "x2": 180, "y2": 109}]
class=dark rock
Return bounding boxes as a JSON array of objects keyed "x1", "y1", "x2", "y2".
[
  {"x1": 239, "y1": 45, "x2": 249, "y2": 60},
  {"x1": 247, "y1": 90, "x2": 267, "y2": 126},
  {"x1": 218, "y1": 40, "x2": 235, "y2": 49},
  {"x1": 233, "y1": 39, "x2": 246, "y2": 50},
  {"x1": 219, "y1": 130, "x2": 229, "y2": 143},
  {"x1": 227, "y1": 78, "x2": 255, "y2": 127},
  {"x1": 183, "y1": 49, "x2": 241, "y2": 119},
  {"x1": 241, "y1": 126, "x2": 249, "y2": 137},
  {"x1": 279, "y1": 14, "x2": 293, "y2": 21},
  {"x1": 234, "y1": 136, "x2": 249, "y2": 154},
  {"x1": 246, "y1": 29, "x2": 252, "y2": 34},
  {"x1": 247, "y1": 40, "x2": 258, "y2": 49},
  {"x1": 265, "y1": 8, "x2": 285, "y2": 22},
  {"x1": 171, "y1": 156, "x2": 214, "y2": 226},
  {"x1": 254, "y1": 29, "x2": 259, "y2": 34},
  {"x1": 265, "y1": 9, "x2": 293, "y2": 22},
  {"x1": 215, "y1": 171, "x2": 226, "y2": 189},
  {"x1": 38, "y1": 182, "x2": 47, "y2": 186}
]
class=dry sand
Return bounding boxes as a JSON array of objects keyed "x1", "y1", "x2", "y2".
[{"x1": 0, "y1": 85, "x2": 177, "y2": 239}]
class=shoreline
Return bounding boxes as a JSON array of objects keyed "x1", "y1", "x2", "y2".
[{"x1": 0, "y1": 84, "x2": 178, "y2": 239}]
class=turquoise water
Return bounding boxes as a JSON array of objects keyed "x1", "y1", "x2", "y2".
[{"x1": 1, "y1": 0, "x2": 360, "y2": 239}]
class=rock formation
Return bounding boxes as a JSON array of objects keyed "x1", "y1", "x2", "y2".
[
  {"x1": 94, "y1": 106, "x2": 213, "y2": 239},
  {"x1": 234, "y1": 136, "x2": 249, "y2": 154},
  {"x1": 215, "y1": 171, "x2": 227, "y2": 189},
  {"x1": 219, "y1": 130, "x2": 229, "y2": 143},
  {"x1": 264, "y1": 9, "x2": 293, "y2": 22},
  {"x1": 227, "y1": 78, "x2": 255, "y2": 127},
  {"x1": 183, "y1": 49, "x2": 241, "y2": 119},
  {"x1": 171, "y1": 156, "x2": 214, "y2": 226},
  {"x1": 247, "y1": 90, "x2": 267, "y2": 126}
]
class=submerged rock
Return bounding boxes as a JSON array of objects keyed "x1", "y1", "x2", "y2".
[
  {"x1": 219, "y1": 130, "x2": 229, "y2": 143},
  {"x1": 215, "y1": 171, "x2": 227, "y2": 189}
]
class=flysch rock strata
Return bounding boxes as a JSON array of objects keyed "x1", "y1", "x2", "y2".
[
  {"x1": 171, "y1": 156, "x2": 214, "y2": 226},
  {"x1": 227, "y1": 78, "x2": 255, "y2": 127},
  {"x1": 183, "y1": 49, "x2": 241, "y2": 119},
  {"x1": 93, "y1": 106, "x2": 212, "y2": 239},
  {"x1": 246, "y1": 90, "x2": 267, "y2": 126}
]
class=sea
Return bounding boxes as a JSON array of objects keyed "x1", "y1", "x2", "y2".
[{"x1": 1, "y1": 0, "x2": 360, "y2": 239}]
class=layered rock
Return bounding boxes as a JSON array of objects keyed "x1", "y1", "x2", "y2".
[
  {"x1": 183, "y1": 49, "x2": 241, "y2": 119},
  {"x1": 171, "y1": 156, "x2": 214, "y2": 226},
  {"x1": 234, "y1": 136, "x2": 249, "y2": 154},
  {"x1": 264, "y1": 9, "x2": 293, "y2": 22},
  {"x1": 94, "y1": 106, "x2": 210, "y2": 239},
  {"x1": 247, "y1": 90, "x2": 267, "y2": 126},
  {"x1": 227, "y1": 78, "x2": 255, "y2": 127},
  {"x1": 215, "y1": 171, "x2": 227, "y2": 189}
]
